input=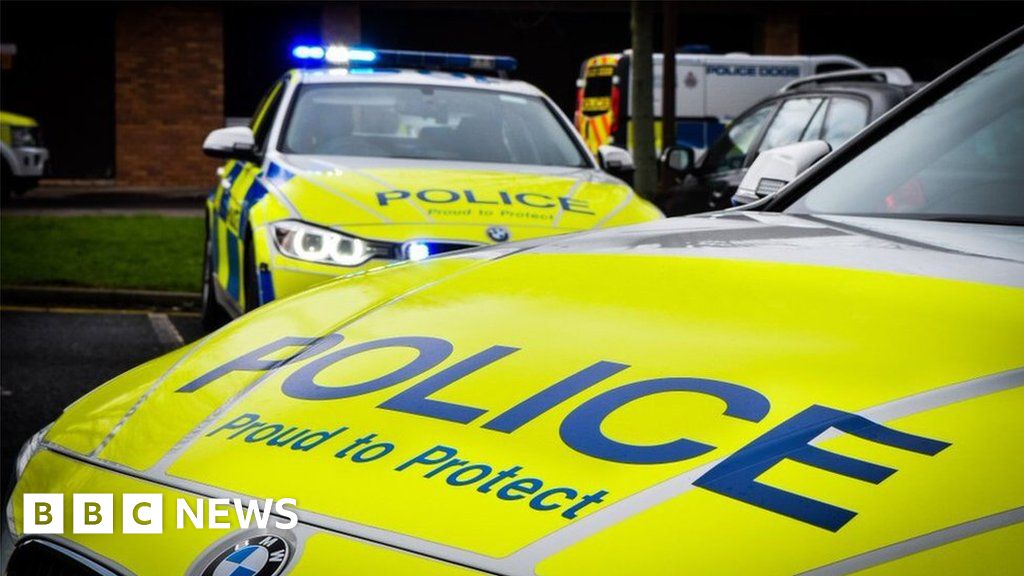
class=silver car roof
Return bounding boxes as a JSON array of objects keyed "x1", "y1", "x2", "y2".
[{"x1": 295, "y1": 67, "x2": 544, "y2": 96}]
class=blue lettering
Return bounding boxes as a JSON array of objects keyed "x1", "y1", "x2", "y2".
[
  {"x1": 376, "y1": 190, "x2": 410, "y2": 206},
  {"x1": 446, "y1": 464, "x2": 493, "y2": 486},
  {"x1": 417, "y1": 189, "x2": 460, "y2": 203},
  {"x1": 177, "y1": 334, "x2": 342, "y2": 393},
  {"x1": 516, "y1": 192, "x2": 556, "y2": 208},
  {"x1": 530, "y1": 487, "x2": 578, "y2": 511},
  {"x1": 694, "y1": 404, "x2": 951, "y2": 531},
  {"x1": 464, "y1": 190, "x2": 498, "y2": 205},
  {"x1": 380, "y1": 345, "x2": 519, "y2": 423},
  {"x1": 282, "y1": 336, "x2": 452, "y2": 400},
  {"x1": 396, "y1": 445, "x2": 458, "y2": 471},
  {"x1": 497, "y1": 478, "x2": 543, "y2": 500},
  {"x1": 484, "y1": 361, "x2": 629, "y2": 433},
  {"x1": 559, "y1": 197, "x2": 594, "y2": 215},
  {"x1": 206, "y1": 413, "x2": 260, "y2": 437},
  {"x1": 560, "y1": 378, "x2": 770, "y2": 464}
]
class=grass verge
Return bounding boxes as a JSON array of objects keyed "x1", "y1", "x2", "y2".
[{"x1": 1, "y1": 215, "x2": 204, "y2": 292}]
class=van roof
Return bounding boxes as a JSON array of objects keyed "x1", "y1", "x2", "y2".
[{"x1": 619, "y1": 51, "x2": 865, "y2": 67}]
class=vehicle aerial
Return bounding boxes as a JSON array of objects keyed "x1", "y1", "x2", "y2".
[
  {"x1": 574, "y1": 50, "x2": 864, "y2": 154},
  {"x1": 6, "y1": 28, "x2": 1024, "y2": 576},
  {"x1": 0, "y1": 110, "x2": 48, "y2": 199},
  {"x1": 200, "y1": 46, "x2": 662, "y2": 328},
  {"x1": 658, "y1": 67, "x2": 919, "y2": 215}
]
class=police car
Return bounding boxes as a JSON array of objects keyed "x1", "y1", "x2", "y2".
[
  {"x1": 1, "y1": 111, "x2": 48, "y2": 199},
  {"x1": 200, "y1": 46, "x2": 662, "y2": 328},
  {"x1": 5, "y1": 28, "x2": 1023, "y2": 576}
]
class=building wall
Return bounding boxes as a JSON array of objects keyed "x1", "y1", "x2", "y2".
[{"x1": 115, "y1": 4, "x2": 224, "y2": 187}]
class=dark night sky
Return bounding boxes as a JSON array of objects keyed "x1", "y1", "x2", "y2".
[{"x1": 2, "y1": 1, "x2": 1021, "y2": 177}]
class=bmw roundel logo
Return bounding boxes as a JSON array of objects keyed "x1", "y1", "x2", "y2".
[
  {"x1": 486, "y1": 225, "x2": 510, "y2": 242},
  {"x1": 200, "y1": 534, "x2": 291, "y2": 576}
]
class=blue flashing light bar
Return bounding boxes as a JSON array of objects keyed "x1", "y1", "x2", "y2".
[
  {"x1": 292, "y1": 45, "x2": 325, "y2": 60},
  {"x1": 290, "y1": 44, "x2": 517, "y2": 73}
]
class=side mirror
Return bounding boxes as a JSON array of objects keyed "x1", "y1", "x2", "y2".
[
  {"x1": 732, "y1": 140, "x2": 831, "y2": 206},
  {"x1": 660, "y1": 146, "x2": 695, "y2": 174},
  {"x1": 203, "y1": 126, "x2": 258, "y2": 162},
  {"x1": 597, "y1": 145, "x2": 635, "y2": 178}
]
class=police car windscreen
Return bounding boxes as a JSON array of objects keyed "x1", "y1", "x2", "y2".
[
  {"x1": 790, "y1": 43, "x2": 1024, "y2": 225},
  {"x1": 281, "y1": 84, "x2": 588, "y2": 167}
]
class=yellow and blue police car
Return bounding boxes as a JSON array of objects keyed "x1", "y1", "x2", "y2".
[
  {"x1": 5, "y1": 29, "x2": 1024, "y2": 575},
  {"x1": 200, "y1": 46, "x2": 661, "y2": 328},
  {"x1": 1, "y1": 110, "x2": 48, "y2": 199}
]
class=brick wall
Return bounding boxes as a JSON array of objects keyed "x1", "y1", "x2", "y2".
[
  {"x1": 760, "y1": 14, "x2": 801, "y2": 55},
  {"x1": 115, "y1": 4, "x2": 224, "y2": 187}
]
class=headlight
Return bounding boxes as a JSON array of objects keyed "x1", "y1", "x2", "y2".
[
  {"x1": 14, "y1": 424, "x2": 51, "y2": 480},
  {"x1": 6, "y1": 424, "x2": 52, "y2": 536},
  {"x1": 10, "y1": 126, "x2": 39, "y2": 147},
  {"x1": 271, "y1": 220, "x2": 393, "y2": 266}
]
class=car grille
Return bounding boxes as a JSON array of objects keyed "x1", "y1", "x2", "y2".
[{"x1": 6, "y1": 539, "x2": 124, "y2": 576}]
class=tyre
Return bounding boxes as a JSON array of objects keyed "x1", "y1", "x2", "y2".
[{"x1": 200, "y1": 219, "x2": 231, "y2": 332}]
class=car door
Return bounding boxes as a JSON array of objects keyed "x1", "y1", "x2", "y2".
[
  {"x1": 212, "y1": 78, "x2": 286, "y2": 309},
  {"x1": 753, "y1": 96, "x2": 826, "y2": 157},
  {"x1": 675, "y1": 101, "x2": 776, "y2": 213}
]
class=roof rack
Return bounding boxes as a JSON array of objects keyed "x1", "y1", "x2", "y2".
[{"x1": 781, "y1": 67, "x2": 913, "y2": 92}]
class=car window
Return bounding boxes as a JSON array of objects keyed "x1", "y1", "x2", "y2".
[
  {"x1": 821, "y1": 97, "x2": 869, "y2": 148},
  {"x1": 759, "y1": 97, "x2": 825, "y2": 152},
  {"x1": 801, "y1": 98, "x2": 828, "y2": 141},
  {"x1": 280, "y1": 84, "x2": 589, "y2": 168},
  {"x1": 788, "y1": 44, "x2": 1024, "y2": 224},
  {"x1": 701, "y1": 104, "x2": 775, "y2": 174}
]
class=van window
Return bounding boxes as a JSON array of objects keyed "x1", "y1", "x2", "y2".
[
  {"x1": 821, "y1": 98, "x2": 869, "y2": 148},
  {"x1": 584, "y1": 76, "x2": 613, "y2": 99}
]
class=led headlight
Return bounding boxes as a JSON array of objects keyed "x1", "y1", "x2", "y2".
[
  {"x1": 272, "y1": 220, "x2": 391, "y2": 266},
  {"x1": 14, "y1": 424, "x2": 51, "y2": 480},
  {"x1": 10, "y1": 126, "x2": 38, "y2": 147},
  {"x1": 7, "y1": 424, "x2": 52, "y2": 534}
]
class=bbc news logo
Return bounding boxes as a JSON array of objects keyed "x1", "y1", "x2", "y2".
[{"x1": 22, "y1": 494, "x2": 298, "y2": 535}]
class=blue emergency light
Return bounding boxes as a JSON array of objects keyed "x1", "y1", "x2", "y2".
[{"x1": 291, "y1": 44, "x2": 517, "y2": 73}]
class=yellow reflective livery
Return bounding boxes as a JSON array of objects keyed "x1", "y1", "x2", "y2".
[{"x1": 8, "y1": 212, "x2": 1024, "y2": 575}]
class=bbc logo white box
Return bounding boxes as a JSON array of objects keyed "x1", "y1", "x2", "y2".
[
  {"x1": 72, "y1": 493, "x2": 113, "y2": 534},
  {"x1": 122, "y1": 493, "x2": 163, "y2": 534},
  {"x1": 23, "y1": 494, "x2": 63, "y2": 534}
]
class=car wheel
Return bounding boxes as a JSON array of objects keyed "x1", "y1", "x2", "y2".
[
  {"x1": 243, "y1": 233, "x2": 261, "y2": 314},
  {"x1": 200, "y1": 220, "x2": 231, "y2": 332}
]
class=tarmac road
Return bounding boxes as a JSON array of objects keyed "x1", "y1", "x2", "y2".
[{"x1": 0, "y1": 307, "x2": 204, "y2": 499}]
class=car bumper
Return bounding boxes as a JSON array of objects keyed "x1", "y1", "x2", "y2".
[
  {"x1": 266, "y1": 255, "x2": 397, "y2": 302},
  {"x1": 8, "y1": 146, "x2": 48, "y2": 178}
]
